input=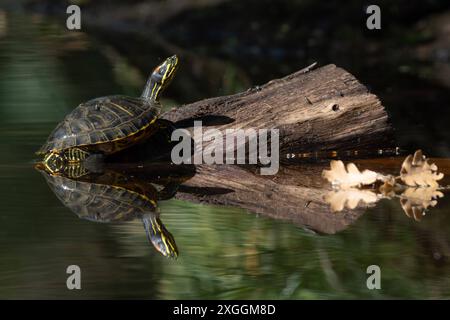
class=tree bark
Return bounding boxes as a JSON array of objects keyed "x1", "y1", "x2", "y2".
[{"x1": 163, "y1": 64, "x2": 394, "y2": 155}]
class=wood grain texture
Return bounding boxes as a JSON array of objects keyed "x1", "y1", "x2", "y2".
[{"x1": 163, "y1": 64, "x2": 394, "y2": 154}]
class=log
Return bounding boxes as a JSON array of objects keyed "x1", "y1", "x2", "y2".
[
  {"x1": 163, "y1": 64, "x2": 394, "y2": 155},
  {"x1": 173, "y1": 163, "x2": 365, "y2": 234}
]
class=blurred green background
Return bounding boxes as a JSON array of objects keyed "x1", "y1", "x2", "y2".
[{"x1": 0, "y1": 1, "x2": 449, "y2": 299}]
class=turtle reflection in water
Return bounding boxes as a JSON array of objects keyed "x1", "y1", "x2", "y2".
[{"x1": 35, "y1": 164, "x2": 179, "y2": 258}]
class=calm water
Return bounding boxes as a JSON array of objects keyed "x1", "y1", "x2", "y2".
[{"x1": 0, "y1": 12, "x2": 449, "y2": 299}]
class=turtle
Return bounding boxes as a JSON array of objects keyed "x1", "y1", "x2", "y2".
[
  {"x1": 37, "y1": 55, "x2": 179, "y2": 175},
  {"x1": 35, "y1": 162, "x2": 179, "y2": 258}
]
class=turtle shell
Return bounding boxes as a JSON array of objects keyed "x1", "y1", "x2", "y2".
[
  {"x1": 37, "y1": 95, "x2": 161, "y2": 155},
  {"x1": 40, "y1": 170, "x2": 158, "y2": 223}
]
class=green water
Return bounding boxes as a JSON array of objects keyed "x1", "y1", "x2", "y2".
[{"x1": 0, "y1": 12, "x2": 449, "y2": 299}]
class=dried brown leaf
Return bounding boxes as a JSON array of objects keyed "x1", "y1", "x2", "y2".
[
  {"x1": 324, "y1": 189, "x2": 379, "y2": 212},
  {"x1": 400, "y1": 187, "x2": 444, "y2": 221},
  {"x1": 322, "y1": 160, "x2": 378, "y2": 189},
  {"x1": 400, "y1": 150, "x2": 444, "y2": 188}
]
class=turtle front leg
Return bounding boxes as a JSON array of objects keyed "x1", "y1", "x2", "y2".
[
  {"x1": 64, "y1": 147, "x2": 90, "y2": 162},
  {"x1": 63, "y1": 148, "x2": 105, "y2": 175}
]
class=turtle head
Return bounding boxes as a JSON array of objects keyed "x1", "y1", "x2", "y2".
[
  {"x1": 143, "y1": 214, "x2": 179, "y2": 258},
  {"x1": 141, "y1": 55, "x2": 179, "y2": 102}
]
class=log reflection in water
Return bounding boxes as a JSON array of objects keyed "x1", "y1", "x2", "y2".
[
  {"x1": 174, "y1": 164, "x2": 366, "y2": 234},
  {"x1": 174, "y1": 157, "x2": 450, "y2": 233}
]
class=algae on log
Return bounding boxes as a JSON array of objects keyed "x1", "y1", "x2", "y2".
[{"x1": 163, "y1": 64, "x2": 394, "y2": 155}]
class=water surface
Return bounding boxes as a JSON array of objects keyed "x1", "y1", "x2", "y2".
[{"x1": 0, "y1": 12, "x2": 449, "y2": 299}]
